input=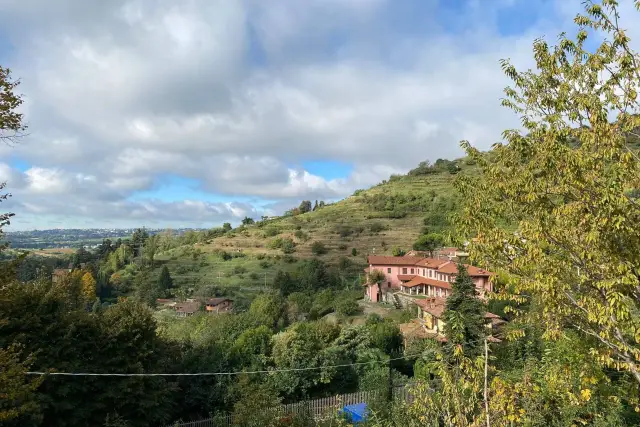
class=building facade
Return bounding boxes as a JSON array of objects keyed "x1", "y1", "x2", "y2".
[{"x1": 364, "y1": 255, "x2": 494, "y2": 303}]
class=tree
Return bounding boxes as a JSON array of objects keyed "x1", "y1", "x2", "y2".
[
  {"x1": 80, "y1": 272, "x2": 97, "y2": 302},
  {"x1": 391, "y1": 246, "x2": 405, "y2": 257},
  {"x1": 133, "y1": 268, "x2": 156, "y2": 307},
  {"x1": 241, "y1": 216, "x2": 255, "y2": 225},
  {"x1": 442, "y1": 264, "x2": 486, "y2": 357},
  {"x1": 273, "y1": 270, "x2": 296, "y2": 296},
  {"x1": 413, "y1": 233, "x2": 444, "y2": 256},
  {"x1": 311, "y1": 241, "x2": 328, "y2": 256},
  {"x1": 222, "y1": 222, "x2": 232, "y2": 232},
  {"x1": 313, "y1": 200, "x2": 319, "y2": 211},
  {"x1": 143, "y1": 234, "x2": 159, "y2": 267},
  {"x1": 367, "y1": 269, "x2": 386, "y2": 286},
  {"x1": 0, "y1": 345, "x2": 43, "y2": 425},
  {"x1": 157, "y1": 265, "x2": 173, "y2": 291},
  {"x1": 131, "y1": 228, "x2": 148, "y2": 258},
  {"x1": 0, "y1": 66, "x2": 26, "y2": 143},
  {"x1": 455, "y1": 0, "x2": 640, "y2": 384},
  {"x1": 298, "y1": 200, "x2": 312, "y2": 214}
]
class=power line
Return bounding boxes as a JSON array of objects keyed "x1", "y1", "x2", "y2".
[
  {"x1": 24, "y1": 352, "x2": 425, "y2": 378},
  {"x1": 24, "y1": 338, "x2": 488, "y2": 378}
]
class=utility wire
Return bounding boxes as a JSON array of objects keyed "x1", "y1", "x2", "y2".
[{"x1": 24, "y1": 338, "x2": 488, "y2": 378}]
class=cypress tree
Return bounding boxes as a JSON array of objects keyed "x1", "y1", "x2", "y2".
[
  {"x1": 442, "y1": 263, "x2": 486, "y2": 357},
  {"x1": 157, "y1": 265, "x2": 173, "y2": 291}
]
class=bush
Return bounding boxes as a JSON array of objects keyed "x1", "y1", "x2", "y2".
[
  {"x1": 294, "y1": 230, "x2": 309, "y2": 242},
  {"x1": 369, "y1": 222, "x2": 386, "y2": 233},
  {"x1": 232, "y1": 265, "x2": 248, "y2": 275},
  {"x1": 256, "y1": 253, "x2": 266, "y2": 260},
  {"x1": 268, "y1": 237, "x2": 284, "y2": 249},
  {"x1": 249, "y1": 272, "x2": 260, "y2": 280},
  {"x1": 283, "y1": 254, "x2": 297, "y2": 263},
  {"x1": 338, "y1": 243, "x2": 348, "y2": 250},
  {"x1": 259, "y1": 260, "x2": 271, "y2": 269},
  {"x1": 311, "y1": 241, "x2": 328, "y2": 256},
  {"x1": 351, "y1": 248, "x2": 357, "y2": 257},
  {"x1": 391, "y1": 246, "x2": 406, "y2": 257},
  {"x1": 280, "y1": 238, "x2": 296, "y2": 254},
  {"x1": 263, "y1": 226, "x2": 280, "y2": 237},
  {"x1": 338, "y1": 257, "x2": 351, "y2": 271},
  {"x1": 335, "y1": 298, "x2": 361, "y2": 316}
]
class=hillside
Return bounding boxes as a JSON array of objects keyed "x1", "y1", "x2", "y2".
[{"x1": 148, "y1": 158, "x2": 478, "y2": 304}]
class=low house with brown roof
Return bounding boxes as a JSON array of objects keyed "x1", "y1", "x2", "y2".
[
  {"x1": 412, "y1": 297, "x2": 504, "y2": 339},
  {"x1": 175, "y1": 301, "x2": 201, "y2": 317},
  {"x1": 204, "y1": 298, "x2": 232, "y2": 313}
]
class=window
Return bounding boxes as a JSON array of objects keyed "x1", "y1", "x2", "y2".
[
  {"x1": 402, "y1": 268, "x2": 407, "y2": 274},
  {"x1": 387, "y1": 268, "x2": 391, "y2": 273},
  {"x1": 410, "y1": 268, "x2": 414, "y2": 274}
]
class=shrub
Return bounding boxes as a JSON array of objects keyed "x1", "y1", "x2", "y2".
[
  {"x1": 351, "y1": 248, "x2": 357, "y2": 257},
  {"x1": 335, "y1": 298, "x2": 360, "y2": 316},
  {"x1": 259, "y1": 260, "x2": 271, "y2": 269},
  {"x1": 311, "y1": 241, "x2": 328, "y2": 256},
  {"x1": 249, "y1": 272, "x2": 260, "y2": 281},
  {"x1": 256, "y1": 253, "x2": 266, "y2": 260},
  {"x1": 338, "y1": 243, "x2": 348, "y2": 250},
  {"x1": 294, "y1": 230, "x2": 309, "y2": 242},
  {"x1": 283, "y1": 254, "x2": 297, "y2": 264},
  {"x1": 232, "y1": 266, "x2": 248, "y2": 275},
  {"x1": 268, "y1": 237, "x2": 284, "y2": 249},
  {"x1": 263, "y1": 226, "x2": 280, "y2": 237},
  {"x1": 369, "y1": 222, "x2": 386, "y2": 233},
  {"x1": 338, "y1": 257, "x2": 351, "y2": 271},
  {"x1": 280, "y1": 238, "x2": 296, "y2": 254},
  {"x1": 391, "y1": 246, "x2": 406, "y2": 257}
]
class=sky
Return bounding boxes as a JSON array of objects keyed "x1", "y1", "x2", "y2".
[{"x1": 0, "y1": 0, "x2": 635, "y2": 230}]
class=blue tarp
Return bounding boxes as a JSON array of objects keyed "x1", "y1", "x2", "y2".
[{"x1": 341, "y1": 402, "x2": 368, "y2": 423}]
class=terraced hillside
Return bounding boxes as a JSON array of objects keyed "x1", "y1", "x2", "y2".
[{"x1": 149, "y1": 158, "x2": 478, "y2": 305}]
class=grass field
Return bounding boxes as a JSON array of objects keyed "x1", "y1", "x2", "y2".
[{"x1": 147, "y1": 162, "x2": 475, "y2": 302}]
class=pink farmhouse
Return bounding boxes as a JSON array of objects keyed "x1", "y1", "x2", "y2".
[{"x1": 364, "y1": 255, "x2": 494, "y2": 303}]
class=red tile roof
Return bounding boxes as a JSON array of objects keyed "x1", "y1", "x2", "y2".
[
  {"x1": 368, "y1": 255, "x2": 494, "y2": 278},
  {"x1": 403, "y1": 276, "x2": 452, "y2": 289},
  {"x1": 397, "y1": 274, "x2": 416, "y2": 282},
  {"x1": 367, "y1": 255, "x2": 422, "y2": 266},
  {"x1": 414, "y1": 297, "x2": 447, "y2": 318},
  {"x1": 415, "y1": 258, "x2": 450, "y2": 268},
  {"x1": 205, "y1": 298, "x2": 231, "y2": 306},
  {"x1": 175, "y1": 302, "x2": 201, "y2": 313},
  {"x1": 437, "y1": 262, "x2": 493, "y2": 277}
]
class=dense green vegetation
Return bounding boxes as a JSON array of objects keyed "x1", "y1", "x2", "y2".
[{"x1": 4, "y1": 2, "x2": 640, "y2": 425}]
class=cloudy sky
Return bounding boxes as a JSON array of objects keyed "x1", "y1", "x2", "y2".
[{"x1": 0, "y1": 0, "x2": 630, "y2": 230}]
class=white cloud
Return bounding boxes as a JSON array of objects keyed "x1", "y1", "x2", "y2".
[{"x1": 0, "y1": 0, "x2": 606, "y2": 229}]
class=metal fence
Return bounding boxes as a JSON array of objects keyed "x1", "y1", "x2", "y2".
[{"x1": 165, "y1": 386, "x2": 411, "y2": 427}]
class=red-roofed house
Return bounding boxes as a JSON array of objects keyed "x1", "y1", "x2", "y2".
[
  {"x1": 413, "y1": 297, "x2": 504, "y2": 337},
  {"x1": 363, "y1": 255, "x2": 494, "y2": 303}
]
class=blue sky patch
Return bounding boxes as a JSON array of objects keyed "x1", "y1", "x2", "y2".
[
  {"x1": 128, "y1": 174, "x2": 254, "y2": 204},
  {"x1": 301, "y1": 160, "x2": 353, "y2": 181}
]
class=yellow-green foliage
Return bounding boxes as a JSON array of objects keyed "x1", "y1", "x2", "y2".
[{"x1": 455, "y1": 0, "x2": 640, "y2": 388}]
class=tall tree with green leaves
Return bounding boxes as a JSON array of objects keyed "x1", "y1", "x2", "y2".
[
  {"x1": 442, "y1": 264, "x2": 486, "y2": 357},
  {"x1": 157, "y1": 265, "x2": 173, "y2": 292},
  {"x1": 412, "y1": 233, "x2": 444, "y2": 257},
  {"x1": 0, "y1": 66, "x2": 26, "y2": 143},
  {"x1": 143, "y1": 234, "x2": 159, "y2": 267},
  {"x1": 455, "y1": 0, "x2": 640, "y2": 385}
]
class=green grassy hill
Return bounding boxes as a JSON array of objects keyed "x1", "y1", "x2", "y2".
[{"x1": 147, "y1": 158, "x2": 478, "y2": 305}]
